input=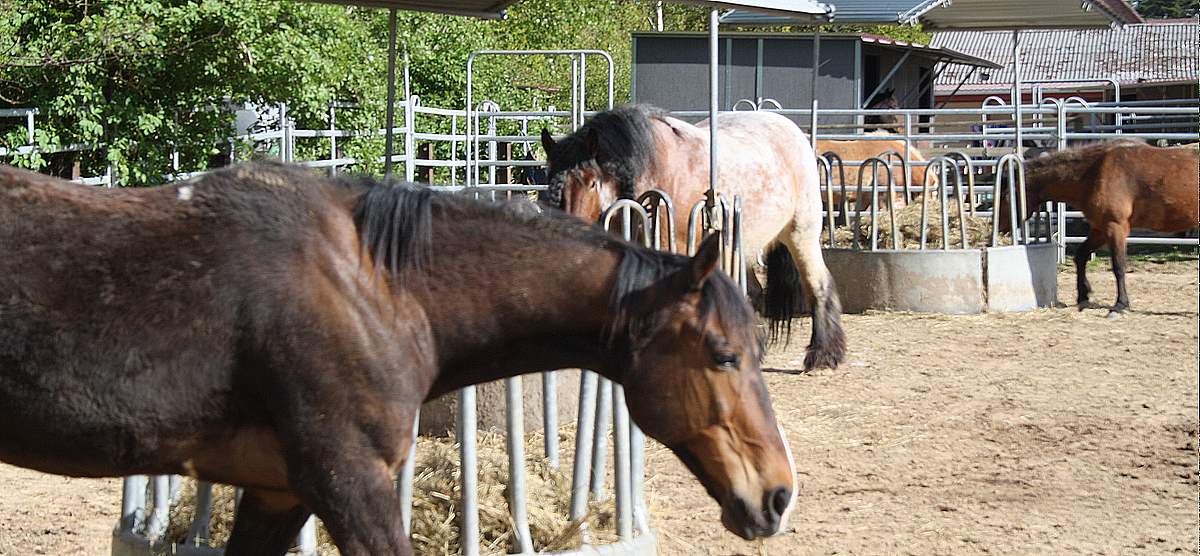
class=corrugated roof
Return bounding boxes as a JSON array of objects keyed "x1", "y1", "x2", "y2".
[
  {"x1": 721, "y1": 0, "x2": 1141, "y2": 28},
  {"x1": 301, "y1": 0, "x2": 830, "y2": 19},
  {"x1": 931, "y1": 21, "x2": 1200, "y2": 92},
  {"x1": 858, "y1": 33, "x2": 1002, "y2": 68}
]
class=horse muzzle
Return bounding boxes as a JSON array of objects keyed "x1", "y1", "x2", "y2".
[{"x1": 720, "y1": 486, "x2": 793, "y2": 540}]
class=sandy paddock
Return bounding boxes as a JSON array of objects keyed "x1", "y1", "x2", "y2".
[{"x1": 1, "y1": 258, "x2": 1196, "y2": 556}]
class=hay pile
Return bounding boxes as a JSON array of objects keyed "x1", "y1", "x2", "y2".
[
  {"x1": 167, "y1": 430, "x2": 617, "y2": 555},
  {"x1": 832, "y1": 196, "x2": 1008, "y2": 249}
]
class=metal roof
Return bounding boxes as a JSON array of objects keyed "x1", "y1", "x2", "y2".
[
  {"x1": 685, "y1": 1, "x2": 830, "y2": 19},
  {"x1": 721, "y1": 0, "x2": 1142, "y2": 28},
  {"x1": 300, "y1": 0, "x2": 830, "y2": 20},
  {"x1": 858, "y1": 33, "x2": 1001, "y2": 69},
  {"x1": 931, "y1": 21, "x2": 1200, "y2": 92}
]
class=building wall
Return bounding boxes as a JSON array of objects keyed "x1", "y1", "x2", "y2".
[{"x1": 631, "y1": 34, "x2": 860, "y2": 126}]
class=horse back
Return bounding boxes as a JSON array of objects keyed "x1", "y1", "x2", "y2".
[
  {"x1": 1100, "y1": 146, "x2": 1199, "y2": 231},
  {"x1": 0, "y1": 164, "x2": 378, "y2": 476}
]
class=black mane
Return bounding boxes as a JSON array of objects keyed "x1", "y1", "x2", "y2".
[
  {"x1": 348, "y1": 173, "x2": 755, "y2": 352},
  {"x1": 540, "y1": 104, "x2": 666, "y2": 207}
]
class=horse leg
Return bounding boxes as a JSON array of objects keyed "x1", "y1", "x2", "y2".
[
  {"x1": 283, "y1": 424, "x2": 415, "y2": 556},
  {"x1": 225, "y1": 489, "x2": 312, "y2": 556},
  {"x1": 1074, "y1": 230, "x2": 1106, "y2": 309},
  {"x1": 1107, "y1": 221, "x2": 1132, "y2": 315},
  {"x1": 780, "y1": 222, "x2": 846, "y2": 370}
]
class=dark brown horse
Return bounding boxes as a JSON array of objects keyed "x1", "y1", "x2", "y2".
[
  {"x1": 0, "y1": 163, "x2": 797, "y2": 555},
  {"x1": 863, "y1": 89, "x2": 901, "y2": 133},
  {"x1": 1000, "y1": 141, "x2": 1199, "y2": 315}
]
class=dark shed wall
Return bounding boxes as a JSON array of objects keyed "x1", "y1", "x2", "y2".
[{"x1": 632, "y1": 34, "x2": 860, "y2": 126}]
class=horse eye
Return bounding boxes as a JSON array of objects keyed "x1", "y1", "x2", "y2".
[
  {"x1": 589, "y1": 179, "x2": 599, "y2": 190},
  {"x1": 713, "y1": 352, "x2": 739, "y2": 370}
]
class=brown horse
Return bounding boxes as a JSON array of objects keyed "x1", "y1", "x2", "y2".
[
  {"x1": 817, "y1": 132, "x2": 937, "y2": 212},
  {"x1": 0, "y1": 163, "x2": 798, "y2": 555},
  {"x1": 863, "y1": 89, "x2": 901, "y2": 133},
  {"x1": 999, "y1": 141, "x2": 1200, "y2": 315},
  {"x1": 540, "y1": 105, "x2": 845, "y2": 370}
]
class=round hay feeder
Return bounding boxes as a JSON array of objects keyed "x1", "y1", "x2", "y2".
[{"x1": 818, "y1": 154, "x2": 1059, "y2": 314}]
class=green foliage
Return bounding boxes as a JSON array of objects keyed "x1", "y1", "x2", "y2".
[
  {"x1": 1, "y1": 0, "x2": 383, "y2": 183},
  {"x1": 1133, "y1": 0, "x2": 1200, "y2": 18}
]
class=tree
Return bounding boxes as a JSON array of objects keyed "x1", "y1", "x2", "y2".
[{"x1": 1134, "y1": 0, "x2": 1200, "y2": 18}]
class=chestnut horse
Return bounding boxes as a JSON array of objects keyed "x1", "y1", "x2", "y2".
[
  {"x1": 540, "y1": 105, "x2": 845, "y2": 370},
  {"x1": 817, "y1": 131, "x2": 936, "y2": 213},
  {"x1": 0, "y1": 163, "x2": 798, "y2": 555},
  {"x1": 999, "y1": 141, "x2": 1199, "y2": 315}
]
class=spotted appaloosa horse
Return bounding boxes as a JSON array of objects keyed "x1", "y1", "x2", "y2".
[
  {"x1": 999, "y1": 140, "x2": 1199, "y2": 316},
  {"x1": 0, "y1": 162, "x2": 797, "y2": 555},
  {"x1": 541, "y1": 104, "x2": 845, "y2": 370}
]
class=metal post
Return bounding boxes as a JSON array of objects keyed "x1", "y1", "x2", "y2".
[
  {"x1": 398, "y1": 411, "x2": 418, "y2": 535},
  {"x1": 569, "y1": 372, "x2": 599, "y2": 522},
  {"x1": 589, "y1": 378, "x2": 613, "y2": 500},
  {"x1": 328, "y1": 103, "x2": 337, "y2": 177},
  {"x1": 706, "y1": 8, "x2": 719, "y2": 213},
  {"x1": 543, "y1": 372, "x2": 559, "y2": 468},
  {"x1": 505, "y1": 377, "x2": 535, "y2": 554},
  {"x1": 384, "y1": 8, "x2": 398, "y2": 179},
  {"x1": 811, "y1": 26, "x2": 820, "y2": 147},
  {"x1": 458, "y1": 386, "x2": 480, "y2": 556},
  {"x1": 403, "y1": 50, "x2": 415, "y2": 182},
  {"x1": 1012, "y1": 29, "x2": 1022, "y2": 157}
]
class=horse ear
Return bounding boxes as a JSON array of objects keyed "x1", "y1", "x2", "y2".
[
  {"x1": 541, "y1": 128, "x2": 555, "y2": 154},
  {"x1": 688, "y1": 233, "x2": 722, "y2": 291},
  {"x1": 585, "y1": 128, "x2": 600, "y2": 159}
]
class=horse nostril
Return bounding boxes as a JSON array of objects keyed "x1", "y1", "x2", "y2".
[{"x1": 768, "y1": 487, "x2": 791, "y2": 519}]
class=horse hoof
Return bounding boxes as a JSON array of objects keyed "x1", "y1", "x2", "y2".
[{"x1": 1105, "y1": 310, "x2": 1123, "y2": 320}]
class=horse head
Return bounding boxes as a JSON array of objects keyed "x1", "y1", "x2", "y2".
[
  {"x1": 613, "y1": 234, "x2": 798, "y2": 540},
  {"x1": 541, "y1": 127, "x2": 621, "y2": 224},
  {"x1": 864, "y1": 89, "x2": 901, "y2": 133}
]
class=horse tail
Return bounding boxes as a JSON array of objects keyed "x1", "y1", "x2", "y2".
[
  {"x1": 763, "y1": 243, "x2": 846, "y2": 370},
  {"x1": 763, "y1": 244, "x2": 806, "y2": 343}
]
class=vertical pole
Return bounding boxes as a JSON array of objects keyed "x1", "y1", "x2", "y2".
[
  {"x1": 398, "y1": 411, "x2": 418, "y2": 536},
  {"x1": 707, "y1": 8, "x2": 719, "y2": 213},
  {"x1": 543, "y1": 372, "x2": 559, "y2": 468},
  {"x1": 811, "y1": 26, "x2": 820, "y2": 147},
  {"x1": 569, "y1": 372, "x2": 599, "y2": 522},
  {"x1": 458, "y1": 387, "x2": 480, "y2": 556},
  {"x1": 571, "y1": 56, "x2": 580, "y2": 130},
  {"x1": 384, "y1": 8, "x2": 398, "y2": 179},
  {"x1": 404, "y1": 49, "x2": 415, "y2": 182},
  {"x1": 328, "y1": 103, "x2": 337, "y2": 177},
  {"x1": 1011, "y1": 29, "x2": 1022, "y2": 158},
  {"x1": 505, "y1": 377, "x2": 535, "y2": 554}
]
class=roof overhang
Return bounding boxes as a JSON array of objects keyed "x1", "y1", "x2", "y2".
[
  {"x1": 859, "y1": 33, "x2": 1001, "y2": 69},
  {"x1": 721, "y1": 0, "x2": 1141, "y2": 28},
  {"x1": 299, "y1": 0, "x2": 519, "y2": 18},
  {"x1": 683, "y1": 0, "x2": 831, "y2": 20},
  {"x1": 902, "y1": 0, "x2": 1141, "y2": 29},
  {"x1": 298, "y1": 0, "x2": 832, "y2": 20}
]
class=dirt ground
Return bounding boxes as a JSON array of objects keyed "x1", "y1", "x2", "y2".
[{"x1": 1, "y1": 257, "x2": 1196, "y2": 556}]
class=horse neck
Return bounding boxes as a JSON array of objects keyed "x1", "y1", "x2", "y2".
[
  {"x1": 1022, "y1": 157, "x2": 1089, "y2": 207},
  {"x1": 409, "y1": 221, "x2": 623, "y2": 398}
]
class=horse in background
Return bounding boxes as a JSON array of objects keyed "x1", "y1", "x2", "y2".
[
  {"x1": 541, "y1": 104, "x2": 845, "y2": 370},
  {"x1": 0, "y1": 162, "x2": 800, "y2": 555},
  {"x1": 998, "y1": 141, "x2": 1199, "y2": 316},
  {"x1": 817, "y1": 132, "x2": 937, "y2": 218},
  {"x1": 863, "y1": 89, "x2": 902, "y2": 134}
]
